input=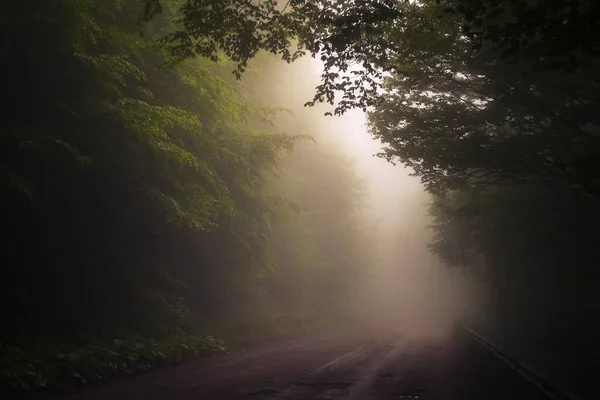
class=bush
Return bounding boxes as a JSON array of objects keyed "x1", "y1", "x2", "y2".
[{"x1": 0, "y1": 331, "x2": 226, "y2": 391}]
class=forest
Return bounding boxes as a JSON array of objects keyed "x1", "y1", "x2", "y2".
[{"x1": 2, "y1": 0, "x2": 599, "y2": 398}]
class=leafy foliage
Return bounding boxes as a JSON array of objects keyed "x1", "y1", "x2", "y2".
[
  {"x1": 441, "y1": 0, "x2": 600, "y2": 72},
  {"x1": 1, "y1": 0, "x2": 375, "y2": 393},
  {"x1": 142, "y1": 0, "x2": 600, "y2": 120},
  {"x1": 366, "y1": 1, "x2": 600, "y2": 196},
  {"x1": 0, "y1": 332, "x2": 226, "y2": 391},
  {"x1": 143, "y1": 0, "x2": 402, "y2": 115}
]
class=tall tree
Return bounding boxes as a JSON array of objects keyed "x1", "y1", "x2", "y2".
[
  {"x1": 366, "y1": 1, "x2": 600, "y2": 195},
  {"x1": 0, "y1": 0, "x2": 296, "y2": 338}
]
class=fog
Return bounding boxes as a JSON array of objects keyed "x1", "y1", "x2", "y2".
[
  {"x1": 244, "y1": 55, "x2": 482, "y2": 337},
  {"x1": 326, "y1": 97, "x2": 478, "y2": 336}
]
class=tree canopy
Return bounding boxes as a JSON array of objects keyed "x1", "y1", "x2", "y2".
[
  {"x1": 143, "y1": 0, "x2": 600, "y2": 196},
  {"x1": 142, "y1": 0, "x2": 599, "y2": 115},
  {"x1": 0, "y1": 0, "x2": 375, "y2": 360}
]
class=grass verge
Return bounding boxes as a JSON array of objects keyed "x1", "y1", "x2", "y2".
[
  {"x1": 0, "y1": 331, "x2": 226, "y2": 392},
  {"x1": 0, "y1": 314, "x2": 328, "y2": 394}
]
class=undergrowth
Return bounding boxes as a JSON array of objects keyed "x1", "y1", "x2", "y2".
[
  {"x1": 0, "y1": 314, "x2": 325, "y2": 393},
  {"x1": 0, "y1": 330, "x2": 225, "y2": 392}
]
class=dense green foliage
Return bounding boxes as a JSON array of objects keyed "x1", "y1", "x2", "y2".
[
  {"x1": 143, "y1": 0, "x2": 401, "y2": 114},
  {"x1": 145, "y1": 0, "x2": 599, "y2": 116},
  {"x1": 0, "y1": 0, "x2": 375, "y2": 391},
  {"x1": 1, "y1": 331, "x2": 225, "y2": 390}
]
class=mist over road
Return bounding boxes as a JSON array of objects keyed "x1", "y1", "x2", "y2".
[{"x1": 53, "y1": 326, "x2": 552, "y2": 400}]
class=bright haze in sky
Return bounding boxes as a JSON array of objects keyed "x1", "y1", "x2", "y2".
[
  {"x1": 306, "y1": 57, "x2": 477, "y2": 333},
  {"x1": 307, "y1": 57, "x2": 424, "y2": 227}
]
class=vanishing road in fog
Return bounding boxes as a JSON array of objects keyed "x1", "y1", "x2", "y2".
[{"x1": 49, "y1": 326, "x2": 555, "y2": 400}]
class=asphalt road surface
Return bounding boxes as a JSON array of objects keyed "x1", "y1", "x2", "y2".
[{"x1": 52, "y1": 325, "x2": 553, "y2": 400}]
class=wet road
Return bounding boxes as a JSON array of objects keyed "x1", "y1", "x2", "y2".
[{"x1": 56, "y1": 326, "x2": 552, "y2": 400}]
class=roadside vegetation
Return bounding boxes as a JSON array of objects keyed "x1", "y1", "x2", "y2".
[{"x1": 0, "y1": 0, "x2": 372, "y2": 393}]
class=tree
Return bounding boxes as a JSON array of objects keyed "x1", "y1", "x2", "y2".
[
  {"x1": 365, "y1": 1, "x2": 600, "y2": 196},
  {"x1": 429, "y1": 183, "x2": 600, "y2": 397},
  {"x1": 0, "y1": 0, "x2": 298, "y2": 338},
  {"x1": 141, "y1": 0, "x2": 401, "y2": 114},
  {"x1": 0, "y1": 0, "x2": 380, "y2": 346},
  {"x1": 142, "y1": 0, "x2": 600, "y2": 118},
  {"x1": 443, "y1": 0, "x2": 600, "y2": 72},
  {"x1": 139, "y1": 1, "x2": 600, "y2": 198}
]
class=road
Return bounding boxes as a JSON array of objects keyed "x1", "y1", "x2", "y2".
[{"x1": 53, "y1": 325, "x2": 552, "y2": 400}]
